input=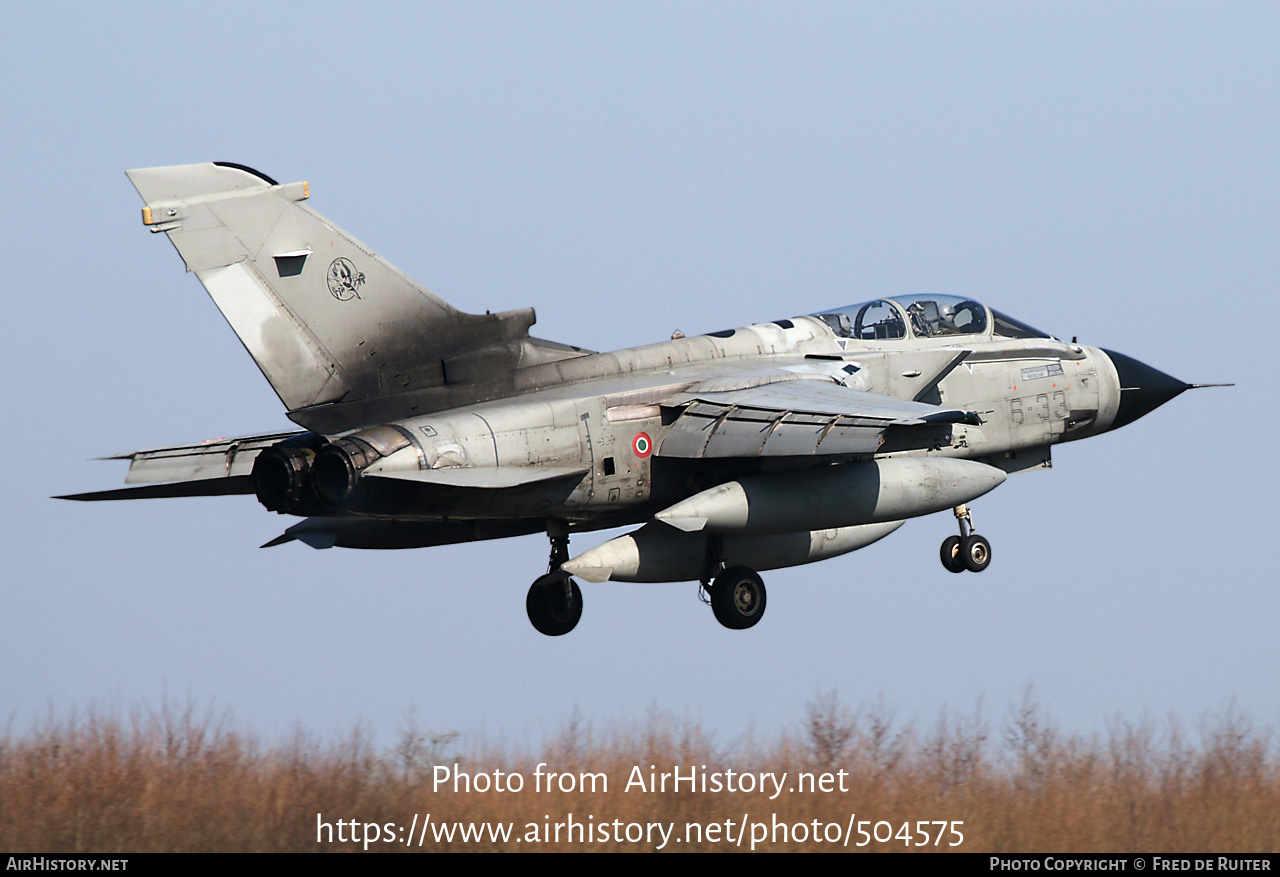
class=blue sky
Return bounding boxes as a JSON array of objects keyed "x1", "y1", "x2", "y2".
[{"x1": 3, "y1": 2, "x2": 1276, "y2": 748}]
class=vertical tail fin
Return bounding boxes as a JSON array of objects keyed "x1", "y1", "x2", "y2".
[{"x1": 126, "y1": 162, "x2": 533, "y2": 413}]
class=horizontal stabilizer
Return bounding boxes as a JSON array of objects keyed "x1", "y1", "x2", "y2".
[
  {"x1": 260, "y1": 529, "x2": 337, "y2": 550},
  {"x1": 61, "y1": 430, "x2": 303, "y2": 502},
  {"x1": 362, "y1": 465, "x2": 588, "y2": 489},
  {"x1": 108, "y1": 431, "x2": 302, "y2": 484},
  {"x1": 263, "y1": 516, "x2": 546, "y2": 550},
  {"x1": 57, "y1": 476, "x2": 254, "y2": 501}
]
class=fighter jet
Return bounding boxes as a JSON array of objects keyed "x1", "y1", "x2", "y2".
[{"x1": 60, "y1": 162, "x2": 1229, "y2": 636}]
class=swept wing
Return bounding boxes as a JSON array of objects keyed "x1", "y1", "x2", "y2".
[{"x1": 658, "y1": 374, "x2": 979, "y2": 460}]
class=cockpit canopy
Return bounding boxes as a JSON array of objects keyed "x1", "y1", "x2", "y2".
[{"x1": 811, "y1": 295, "x2": 1053, "y2": 342}]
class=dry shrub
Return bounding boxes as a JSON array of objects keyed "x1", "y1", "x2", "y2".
[{"x1": 2, "y1": 694, "x2": 1277, "y2": 852}]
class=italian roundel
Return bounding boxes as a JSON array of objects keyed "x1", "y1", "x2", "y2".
[{"x1": 632, "y1": 432, "x2": 652, "y2": 458}]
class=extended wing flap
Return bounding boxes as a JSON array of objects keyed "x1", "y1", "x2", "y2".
[
  {"x1": 659, "y1": 404, "x2": 886, "y2": 459},
  {"x1": 686, "y1": 381, "x2": 974, "y2": 421},
  {"x1": 657, "y1": 383, "x2": 976, "y2": 460}
]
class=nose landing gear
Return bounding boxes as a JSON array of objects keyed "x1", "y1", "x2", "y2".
[
  {"x1": 709, "y1": 566, "x2": 767, "y2": 629},
  {"x1": 698, "y1": 536, "x2": 768, "y2": 630},
  {"x1": 941, "y1": 504, "x2": 991, "y2": 574}
]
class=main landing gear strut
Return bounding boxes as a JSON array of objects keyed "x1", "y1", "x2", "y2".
[
  {"x1": 698, "y1": 536, "x2": 767, "y2": 630},
  {"x1": 940, "y1": 503, "x2": 992, "y2": 574},
  {"x1": 526, "y1": 520, "x2": 582, "y2": 637}
]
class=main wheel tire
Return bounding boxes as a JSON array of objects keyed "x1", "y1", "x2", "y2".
[
  {"x1": 940, "y1": 535, "x2": 966, "y2": 573},
  {"x1": 961, "y1": 534, "x2": 992, "y2": 573},
  {"x1": 710, "y1": 566, "x2": 767, "y2": 630},
  {"x1": 526, "y1": 575, "x2": 583, "y2": 636}
]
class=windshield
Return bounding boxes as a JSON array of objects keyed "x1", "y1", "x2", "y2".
[{"x1": 990, "y1": 309, "x2": 1054, "y2": 340}]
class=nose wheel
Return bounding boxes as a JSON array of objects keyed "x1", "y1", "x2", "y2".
[
  {"x1": 708, "y1": 566, "x2": 767, "y2": 629},
  {"x1": 940, "y1": 504, "x2": 992, "y2": 573},
  {"x1": 696, "y1": 537, "x2": 768, "y2": 630}
]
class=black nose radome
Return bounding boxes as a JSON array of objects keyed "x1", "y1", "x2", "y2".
[{"x1": 1102, "y1": 349, "x2": 1191, "y2": 430}]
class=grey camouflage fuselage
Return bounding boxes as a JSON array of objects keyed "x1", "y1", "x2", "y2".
[{"x1": 63, "y1": 163, "x2": 1221, "y2": 634}]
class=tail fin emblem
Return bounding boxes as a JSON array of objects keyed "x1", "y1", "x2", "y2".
[{"x1": 327, "y1": 257, "x2": 366, "y2": 301}]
